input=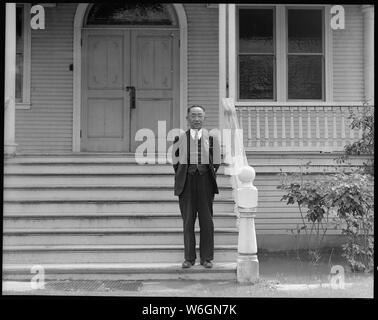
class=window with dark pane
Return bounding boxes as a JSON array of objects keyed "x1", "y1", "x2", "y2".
[
  {"x1": 16, "y1": 5, "x2": 24, "y2": 102},
  {"x1": 288, "y1": 56, "x2": 322, "y2": 99},
  {"x1": 238, "y1": 8, "x2": 274, "y2": 100},
  {"x1": 86, "y1": 3, "x2": 176, "y2": 25},
  {"x1": 287, "y1": 9, "x2": 323, "y2": 99}
]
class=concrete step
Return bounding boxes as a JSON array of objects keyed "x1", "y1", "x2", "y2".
[
  {"x1": 3, "y1": 244, "x2": 238, "y2": 264},
  {"x1": 3, "y1": 228, "x2": 238, "y2": 246},
  {"x1": 3, "y1": 200, "x2": 235, "y2": 214},
  {"x1": 3, "y1": 212, "x2": 237, "y2": 229},
  {"x1": 3, "y1": 187, "x2": 233, "y2": 202},
  {"x1": 3, "y1": 174, "x2": 232, "y2": 188},
  {"x1": 2, "y1": 262, "x2": 237, "y2": 281}
]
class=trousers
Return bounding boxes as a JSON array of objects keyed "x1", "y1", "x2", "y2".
[{"x1": 178, "y1": 170, "x2": 214, "y2": 262}]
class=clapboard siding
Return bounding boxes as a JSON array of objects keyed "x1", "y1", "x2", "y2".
[
  {"x1": 15, "y1": 3, "x2": 76, "y2": 153},
  {"x1": 185, "y1": 4, "x2": 219, "y2": 129},
  {"x1": 250, "y1": 173, "x2": 340, "y2": 235},
  {"x1": 332, "y1": 5, "x2": 364, "y2": 102}
]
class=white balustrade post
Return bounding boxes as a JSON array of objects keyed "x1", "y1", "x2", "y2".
[
  {"x1": 247, "y1": 108, "x2": 252, "y2": 147},
  {"x1": 290, "y1": 107, "x2": 295, "y2": 147},
  {"x1": 256, "y1": 107, "x2": 261, "y2": 147},
  {"x1": 236, "y1": 166, "x2": 259, "y2": 283},
  {"x1": 332, "y1": 107, "x2": 337, "y2": 149},
  {"x1": 307, "y1": 107, "x2": 312, "y2": 148},
  {"x1": 315, "y1": 107, "x2": 320, "y2": 148},
  {"x1": 340, "y1": 107, "x2": 346, "y2": 146},
  {"x1": 281, "y1": 107, "x2": 286, "y2": 147},
  {"x1": 264, "y1": 108, "x2": 269, "y2": 147},
  {"x1": 4, "y1": 3, "x2": 17, "y2": 156},
  {"x1": 273, "y1": 107, "x2": 278, "y2": 147},
  {"x1": 324, "y1": 107, "x2": 329, "y2": 149},
  {"x1": 298, "y1": 107, "x2": 303, "y2": 148}
]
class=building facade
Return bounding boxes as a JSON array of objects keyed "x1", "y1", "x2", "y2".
[
  {"x1": 3, "y1": 3, "x2": 374, "y2": 278},
  {"x1": 4, "y1": 3, "x2": 374, "y2": 154}
]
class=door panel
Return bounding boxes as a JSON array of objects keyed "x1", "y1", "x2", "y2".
[
  {"x1": 88, "y1": 37, "x2": 123, "y2": 89},
  {"x1": 87, "y1": 98, "x2": 124, "y2": 138},
  {"x1": 154, "y1": 39, "x2": 173, "y2": 89},
  {"x1": 82, "y1": 29, "x2": 178, "y2": 152},
  {"x1": 130, "y1": 30, "x2": 179, "y2": 151},
  {"x1": 136, "y1": 100, "x2": 173, "y2": 133},
  {"x1": 82, "y1": 30, "x2": 130, "y2": 152}
]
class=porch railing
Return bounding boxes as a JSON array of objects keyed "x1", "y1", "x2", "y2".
[
  {"x1": 235, "y1": 105, "x2": 367, "y2": 152},
  {"x1": 222, "y1": 98, "x2": 260, "y2": 282}
]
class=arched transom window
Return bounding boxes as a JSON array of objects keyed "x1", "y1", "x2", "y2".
[{"x1": 85, "y1": 3, "x2": 178, "y2": 26}]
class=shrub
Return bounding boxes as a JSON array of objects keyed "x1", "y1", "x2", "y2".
[
  {"x1": 278, "y1": 165, "x2": 332, "y2": 263},
  {"x1": 327, "y1": 172, "x2": 374, "y2": 272},
  {"x1": 336, "y1": 105, "x2": 374, "y2": 175},
  {"x1": 278, "y1": 105, "x2": 374, "y2": 271}
]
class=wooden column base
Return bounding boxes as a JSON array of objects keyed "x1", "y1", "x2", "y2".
[{"x1": 237, "y1": 254, "x2": 259, "y2": 283}]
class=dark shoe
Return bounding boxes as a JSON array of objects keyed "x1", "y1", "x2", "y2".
[
  {"x1": 200, "y1": 260, "x2": 213, "y2": 268},
  {"x1": 182, "y1": 260, "x2": 195, "y2": 268}
]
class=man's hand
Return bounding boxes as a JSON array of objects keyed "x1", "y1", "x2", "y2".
[
  {"x1": 210, "y1": 134, "x2": 221, "y2": 173},
  {"x1": 172, "y1": 135, "x2": 180, "y2": 173}
]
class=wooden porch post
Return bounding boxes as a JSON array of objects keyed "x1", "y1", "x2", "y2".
[
  {"x1": 227, "y1": 4, "x2": 236, "y2": 102},
  {"x1": 362, "y1": 5, "x2": 374, "y2": 105},
  {"x1": 219, "y1": 4, "x2": 227, "y2": 131},
  {"x1": 4, "y1": 3, "x2": 17, "y2": 156}
]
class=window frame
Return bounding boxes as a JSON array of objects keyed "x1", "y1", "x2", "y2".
[
  {"x1": 237, "y1": 5, "x2": 277, "y2": 101},
  {"x1": 286, "y1": 6, "x2": 325, "y2": 102},
  {"x1": 16, "y1": 3, "x2": 32, "y2": 110},
  {"x1": 235, "y1": 4, "x2": 333, "y2": 103}
]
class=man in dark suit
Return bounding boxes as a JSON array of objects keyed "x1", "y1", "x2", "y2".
[{"x1": 172, "y1": 105, "x2": 221, "y2": 269}]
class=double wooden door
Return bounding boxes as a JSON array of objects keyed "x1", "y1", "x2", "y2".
[{"x1": 81, "y1": 29, "x2": 179, "y2": 152}]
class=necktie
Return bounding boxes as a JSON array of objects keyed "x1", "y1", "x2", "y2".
[
  {"x1": 190, "y1": 130, "x2": 199, "y2": 165},
  {"x1": 195, "y1": 130, "x2": 200, "y2": 165}
]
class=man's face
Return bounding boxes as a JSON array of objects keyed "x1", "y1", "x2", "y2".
[{"x1": 187, "y1": 107, "x2": 205, "y2": 130}]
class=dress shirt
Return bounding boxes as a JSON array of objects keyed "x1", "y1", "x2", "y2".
[{"x1": 190, "y1": 128, "x2": 202, "y2": 140}]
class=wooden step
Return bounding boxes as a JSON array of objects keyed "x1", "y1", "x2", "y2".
[
  {"x1": 3, "y1": 227, "x2": 238, "y2": 246},
  {"x1": 3, "y1": 201, "x2": 235, "y2": 214},
  {"x1": 3, "y1": 244, "x2": 238, "y2": 264},
  {"x1": 3, "y1": 174, "x2": 231, "y2": 188},
  {"x1": 2, "y1": 262, "x2": 237, "y2": 281},
  {"x1": 3, "y1": 212, "x2": 237, "y2": 229},
  {"x1": 4, "y1": 163, "x2": 225, "y2": 175},
  {"x1": 3, "y1": 187, "x2": 233, "y2": 202}
]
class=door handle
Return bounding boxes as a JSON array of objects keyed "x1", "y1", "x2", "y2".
[{"x1": 126, "y1": 86, "x2": 136, "y2": 109}]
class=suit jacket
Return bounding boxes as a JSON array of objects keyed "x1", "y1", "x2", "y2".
[{"x1": 172, "y1": 129, "x2": 221, "y2": 196}]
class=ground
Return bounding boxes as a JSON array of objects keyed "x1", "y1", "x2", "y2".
[
  {"x1": 3, "y1": 276, "x2": 373, "y2": 298},
  {"x1": 2, "y1": 252, "x2": 374, "y2": 298}
]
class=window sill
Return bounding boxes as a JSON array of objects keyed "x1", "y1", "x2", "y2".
[{"x1": 16, "y1": 102, "x2": 32, "y2": 110}]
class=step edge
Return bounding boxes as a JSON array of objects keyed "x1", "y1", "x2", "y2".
[
  {"x1": 3, "y1": 244, "x2": 238, "y2": 251},
  {"x1": 3, "y1": 227, "x2": 238, "y2": 234}
]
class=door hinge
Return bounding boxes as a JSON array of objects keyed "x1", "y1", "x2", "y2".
[
  {"x1": 80, "y1": 129, "x2": 82, "y2": 138},
  {"x1": 81, "y1": 39, "x2": 83, "y2": 47},
  {"x1": 178, "y1": 39, "x2": 180, "y2": 47}
]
